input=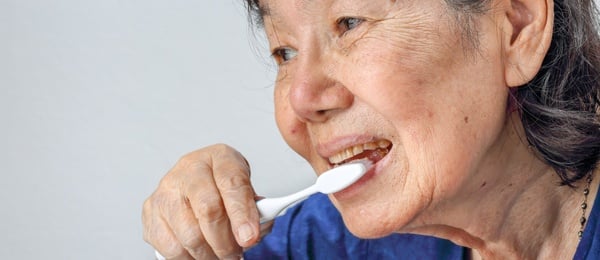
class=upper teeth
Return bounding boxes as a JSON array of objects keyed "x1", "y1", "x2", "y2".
[{"x1": 328, "y1": 140, "x2": 391, "y2": 165}]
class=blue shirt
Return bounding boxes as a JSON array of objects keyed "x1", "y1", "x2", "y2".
[{"x1": 246, "y1": 188, "x2": 600, "y2": 259}]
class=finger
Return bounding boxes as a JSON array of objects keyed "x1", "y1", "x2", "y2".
[
  {"x1": 161, "y1": 194, "x2": 218, "y2": 259},
  {"x1": 242, "y1": 220, "x2": 275, "y2": 251},
  {"x1": 259, "y1": 220, "x2": 274, "y2": 239},
  {"x1": 155, "y1": 250, "x2": 166, "y2": 260},
  {"x1": 212, "y1": 148, "x2": 260, "y2": 247},
  {"x1": 183, "y1": 161, "x2": 243, "y2": 259},
  {"x1": 143, "y1": 198, "x2": 193, "y2": 260}
]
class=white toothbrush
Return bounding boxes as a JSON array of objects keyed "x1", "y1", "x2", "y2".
[
  {"x1": 155, "y1": 162, "x2": 369, "y2": 260},
  {"x1": 256, "y1": 161, "x2": 369, "y2": 223}
]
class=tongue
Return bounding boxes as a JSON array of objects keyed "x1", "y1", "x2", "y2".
[{"x1": 341, "y1": 148, "x2": 389, "y2": 165}]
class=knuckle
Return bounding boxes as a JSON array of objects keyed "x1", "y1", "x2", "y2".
[
  {"x1": 178, "y1": 154, "x2": 210, "y2": 173},
  {"x1": 213, "y1": 246, "x2": 240, "y2": 259},
  {"x1": 217, "y1": 172, "x2": 250, "y2": 191},
  {"x1": 142, "y1": 197, "x2": 154, "y2": 214},
  {"x1": 180, "y1": 236, "x2": 218, "y2": 260},
  {"x1": 188, "y1": 247, "x2": 217, "y2": 260},
  {"x1": 211, "y1": 143, "x2": 234, "y2": 154},
  {"x1": 190, "y1": 251, "x2": 217, "y2": 260},
  {"x1": 180, "y1": 234, "x2": 203, "y2": 252},
  {"x1": 150, "y1": 191, "x2": 174, "y2": 215},
  {"x1": 162, "y1": 243, "x2": 189, "y2": 259},
  {"x1": 211, "y1": 144, "x2": 247, "y2": 165},
  {"x1": 195, "y1": 196, "x2": 226, "y2": 222}
]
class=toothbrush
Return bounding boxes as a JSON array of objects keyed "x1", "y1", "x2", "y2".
[
  {"x1": 155, "y1": 161, "x2": 369, "y2": 260},
  {"x1": 256, "y1": 161, "x2": 369, "y2": 223}
]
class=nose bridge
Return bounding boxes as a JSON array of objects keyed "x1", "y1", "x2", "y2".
[{"x1": 289, "y1": 45, "x2": 352, "y2": 123}]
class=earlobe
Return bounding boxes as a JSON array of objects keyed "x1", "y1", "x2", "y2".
[{"x1": 504, "y1": 0, "x2": 554, "y2": 87}]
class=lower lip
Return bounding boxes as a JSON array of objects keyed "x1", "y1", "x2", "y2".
[{"x1": 332, "y1": 155, "x2": 389, "y2": 200}]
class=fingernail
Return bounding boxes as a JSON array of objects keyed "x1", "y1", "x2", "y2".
[{"x1": 237, "y1": 223, "x2": 255, "y2": 243}]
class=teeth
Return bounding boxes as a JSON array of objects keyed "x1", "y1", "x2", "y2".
[
  {"x1": 353, "y1": 145, "x2": 364, "y2": 155},
  {"x1": 328, "y1": 140, "x2": 391, "y2": 165},
  {"x1": 364, "y1": 142, "x2": 377, "y2": 150},
  {"x1": 378, "y1": 140, "x2": 390, "y2": 148}
]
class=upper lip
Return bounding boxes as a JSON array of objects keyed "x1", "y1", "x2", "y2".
[{"x1": 317, "y1": 135, "x2": 392, "y2": 163}]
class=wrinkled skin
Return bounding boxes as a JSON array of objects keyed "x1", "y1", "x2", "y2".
[
  {"x1": 143, "y1": 144, "x2": 266, "y2": 259},
  {"x1": 143, "y1": 0, "x2": 593, "y2": 259},
  {"x1": 267, "y1": 0, "x2": 511, "y2": 238}
]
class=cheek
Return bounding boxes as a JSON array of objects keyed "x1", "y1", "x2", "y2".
[
  {"x1": 331, "y1": 10, "x2": 509, "y2": 235},
  {"x1": 274, "y1": 83, "x2": 312, "y2": 160},
  {"x1": 342, "y1": 11, "x2": 506, "y2": 143},
  {"x1": 342, "y1": 44, "x2": 450, "y2": 129},
  {"x1": 341, "y1": 14, "x2": 459, "y2": 122}
]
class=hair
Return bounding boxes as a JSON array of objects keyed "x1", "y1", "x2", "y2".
[{"x1": 243, "y1": 0, "x2": 600, "y2": 186}]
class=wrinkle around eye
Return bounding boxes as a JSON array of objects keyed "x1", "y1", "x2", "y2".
[
  {"x1": 336, "y1": 18, "x2": 383, "y2": 51},
  {"x1": 336, "y1": 17, "x2": 366, "y2": 36}
]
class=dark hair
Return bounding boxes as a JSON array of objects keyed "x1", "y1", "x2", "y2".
[
  {"x1": 516, "y1": 0, "x2": 600, "y2": 185},
  {"x1": 244, "y1": 0, "x2": 263, "y2": 30},
  {"x1": 243, "y1": 0, "x2": 600, "y2": 186}
]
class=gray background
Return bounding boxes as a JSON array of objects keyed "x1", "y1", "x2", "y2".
[
  {"x1": 3, "y1": 1, "x2": 598, "y2": 259},
  {"x1": 1, "y1": 0, "x2": 313, "y2": 259}
]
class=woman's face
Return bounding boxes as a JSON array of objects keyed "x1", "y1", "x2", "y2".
[{"x1": 264, "y1": 0, "x2": 511, "y2": 237}]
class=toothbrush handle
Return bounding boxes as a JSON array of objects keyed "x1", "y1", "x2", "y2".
[{"x1": 256, "y1": 185, "x2": 317, "y2": 224}]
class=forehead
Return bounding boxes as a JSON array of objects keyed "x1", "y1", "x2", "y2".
[
  {"x1": 255, "y1": 0, "x2": 326, "y2": 32},
  {"x1": 258, "y1": 0, "x2": 328, "y2": 18},
  {"x1": 257, "y1": 0, "x2": 393, "y2": 24},
  {"x1": 259, "y1": 0, "x2": 387, "y2": 17}
]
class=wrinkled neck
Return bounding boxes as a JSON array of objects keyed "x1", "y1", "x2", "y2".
[{"x1": 406, "y1": 113, "x2": 597, "y2": 259}]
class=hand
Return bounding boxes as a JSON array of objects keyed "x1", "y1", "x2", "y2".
[{"x1": 143, "y1": 144, "x2": 263, "y2": 259}]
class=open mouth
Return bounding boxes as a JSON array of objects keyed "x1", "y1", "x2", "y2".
[{"x1": 328, "y1": 140, "x2": 392, "y2": 167}]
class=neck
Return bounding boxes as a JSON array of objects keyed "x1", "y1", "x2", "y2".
[{"x1": 407, "y1": 114, "x2": 599, "y2": 259}]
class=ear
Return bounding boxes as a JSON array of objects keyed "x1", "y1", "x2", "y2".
[{"x1": 503, "y1": 0, "x2": 554, "y2": 87}]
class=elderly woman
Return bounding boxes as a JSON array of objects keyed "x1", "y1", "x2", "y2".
[{"x1": 143, "y1": 0, "x2": 600, "y2": 259}]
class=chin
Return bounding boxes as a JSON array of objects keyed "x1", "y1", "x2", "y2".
[{"x1": 338, "y1": 207, "x2": 406, "y2": 239}]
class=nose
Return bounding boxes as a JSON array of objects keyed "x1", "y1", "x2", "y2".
[{"x1": 288, "y1": 57, "x2": 354, "y2": 123}]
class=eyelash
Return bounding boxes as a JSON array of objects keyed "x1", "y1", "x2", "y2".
[
  {"x1": 336, "y1": 17, "x2": 365, "y2": 35},
  {"x1": 271, "y1": 47, "x2": 297, "y2": 64},
  {"x1": 270, "y1": 17, "x2": 365, "y2": 64}
]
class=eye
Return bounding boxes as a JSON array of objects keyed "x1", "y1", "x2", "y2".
[
  {"x1": 271, "y1": 47, "x2": 298, "y2": 64},
  {"x1": 336, "y1": 17, "x2": 365, "y2": 35}
]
